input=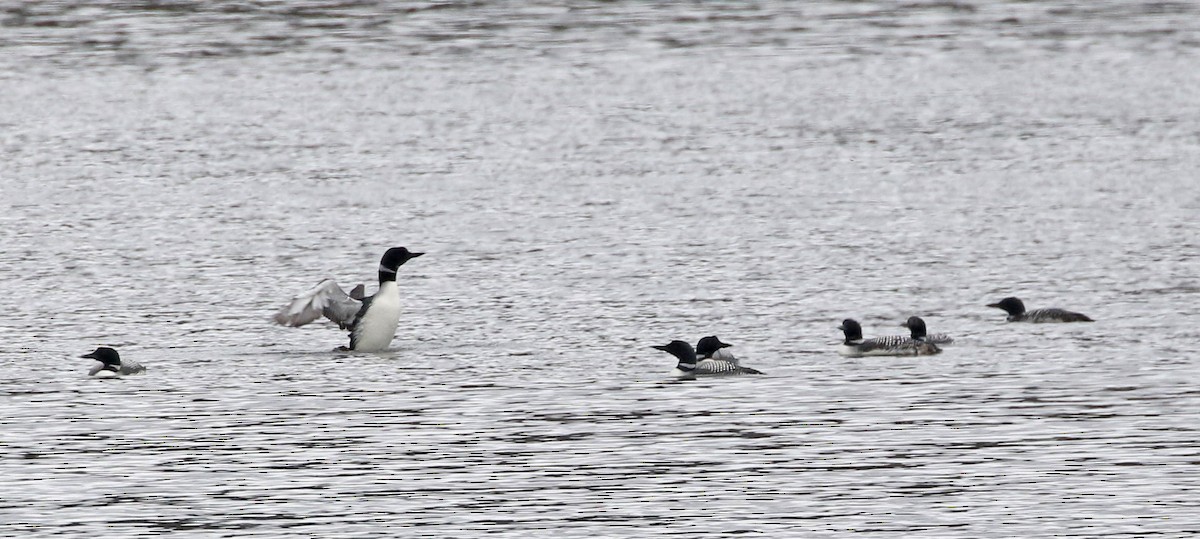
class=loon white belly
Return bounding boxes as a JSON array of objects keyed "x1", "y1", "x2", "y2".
[{"x1": 351, "y1": 281, "x2": 401, "y2": 351}]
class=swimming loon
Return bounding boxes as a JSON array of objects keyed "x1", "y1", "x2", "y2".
[
  {"x1": 81, "y1": 347, "x2": 146, "y2": 377},
  {"x1": 653, "y1": 340, "x2": 763, "y2": 377},
  {"x1": 695, "y1": 335, "x2": 738, "y2": 365},
  {"x1": 986, "y1": 297, "x2": 1093, "y2": 323},
  {"x1": 273, "y1": 247, "x2": 424, "y2": 351},
  {"x1": 838, "y1": 319, "x2": 941, "y2": 357},
  {"x1": 902, "y1": 316, "x2": 954, "y2": 345}
]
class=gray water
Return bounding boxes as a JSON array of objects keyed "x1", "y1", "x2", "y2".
[{"x1": 2, "y1": 1, "x2": 1199, "y2": 537}]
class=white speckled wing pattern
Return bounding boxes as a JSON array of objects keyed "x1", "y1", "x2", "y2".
[
  {"x1": 868, "y1": 335, "x2": 912, "y2": 349},
  {"x1": 695, "y1": 359, "x2": 763, "y2": 375},
  {"x1": 925, "y1": 333, "x2": 954, "y2": 345},
  {"x1": 1018, "y1": 308, "x2": 1093, "y2": 323},
  {"x1": 118, "y1": 359, "x2": 147, "y2": 375},
  {"x1": 847, "y1": 336, "x2": 942, "y2": 357}
]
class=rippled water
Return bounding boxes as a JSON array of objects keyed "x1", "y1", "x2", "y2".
[{"x1": 2, "y1": 1, "x2": 1199, "y2": 536}]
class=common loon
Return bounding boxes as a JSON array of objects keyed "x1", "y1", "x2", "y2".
[
  {"x1": 653, "y1": 340, "x2": 763, "y2": 377},
  {"x1": 838, "y1": 319, "x2": 941, "y2": 357},
  {"x1": 273, "y1": 247, "x2": 424, "y2": 351},
  {"x1": 986, "y1": 297, "x2": 1093, "y2": 323},
  {"x1": 81, "y1": 347, "x2": 146, "y2": 377},
  {"x1": 902, "y1": 316, "x2": 954, "y2": 345},
  {"x1": 695, "y1": 335, "x2": 738, "y2": 365}
]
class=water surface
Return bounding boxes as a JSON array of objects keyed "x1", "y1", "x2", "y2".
[{"x1": 2, "y1": 1, "x2": 1198, "y2": 537}]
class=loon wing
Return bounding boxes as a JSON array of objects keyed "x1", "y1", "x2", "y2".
[
  {"x1": 119, "y1": 359, "x2": 147, "y2": 375},
  {"x1": 695, "y1": 359, "x2": 762, "y2": 375},
  {"x1": 272, "y1": 278, "x2": 362, "y2": 329},
  {"x1": 854, "y1": 335, "x2": 921, "y2": 356},
  {"x1": 348, "y1": 294, "x2": 378, "y2": 349},
  {"x1": 1028, "y1": 308, "x2": 1094, "y2": 323},
  {"x1": 925, "y1": 333, "x2": 954, "y2": 345}
]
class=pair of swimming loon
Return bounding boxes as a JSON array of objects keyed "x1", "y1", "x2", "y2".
[
  {"x1": 838, "y1": 316, "x2": 949, "y2": 357},
  {"x1": 654, "y1": 336, "x2": 764, "y2": 377}
]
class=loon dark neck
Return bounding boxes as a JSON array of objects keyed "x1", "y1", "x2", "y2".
[
  {"x1": 378, "y1": 265, "x2": 397, "y2": 284},
  {"x1": 839, "y1": 320, "x2": 864, "y2": 345},
  {"x1": 841, "y1": 328, "x2": 863, "y2": 345}
]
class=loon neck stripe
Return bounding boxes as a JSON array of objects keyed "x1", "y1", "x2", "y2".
[{"x1": 378, "y1": 265, "x2": 397, "y2": 274}]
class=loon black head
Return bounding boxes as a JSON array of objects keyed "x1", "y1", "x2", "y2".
[
  {"x1": 695, "y1": 335, "x2": 732, "y2": 359},
  {"x1": 653, "y1": 340, "x2": 698, "y2": 371},
  {"x1": 81, "y1": 347, "x2": 121, "y2": 368},
  {"x1": 838, "y1": 319, "x2": 863, "y2": 344},
  {"x1": 986, "y1": 297, "x2": 1026, "y2": 316},
  {"x1": 378, "y1": 247, "x2": 424, "y2": 282},
  {"x1": 901, "y1": 316, "x2": 928, "y2": 340}
]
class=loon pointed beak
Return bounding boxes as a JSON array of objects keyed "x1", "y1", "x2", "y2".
[
  {"x1": 651, "y1": 345, "x2": 669, "y2": 351},
  {"x1": 410, "y1": 252, "x2": 425, "y2": 258},
  {"x1": 80, "y1": 352, "x2": 96, "y2": 359},
  {"x1": 986, "y1": 302, "x2": 1000, "y2": 308},
  {"x1": 836, "y1": 325, "x2": 845, "y2": 331}
]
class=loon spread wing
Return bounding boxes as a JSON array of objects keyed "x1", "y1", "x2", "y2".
[{"x1": 273, "y1": 278, "x2": 363, "y2": 330}]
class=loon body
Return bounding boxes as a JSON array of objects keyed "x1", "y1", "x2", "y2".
[
  {"x1": 273, "y1": 247, "x2": 423, "y2": 351},
  {"x1": 81, "y1": 347, "x2": 145, "y2": 377},
  {"x1": 838, "y1": 319, "x2": 941, "y2": 357},
  {"x1": 987, "y1": 297, "x2": 1093, "y2": 323},
  {"x1": 654, "y1": 340, "x2": 763, "y2": 377}
]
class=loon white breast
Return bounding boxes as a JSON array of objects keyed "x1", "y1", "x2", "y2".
[
  {"x1": 81, "y1": 347, "x2": 146, "y2": 377},
  {"x1": 838, "y1": 319, "x2": 941, "y2": 358},
  {"x1": 653, "y1": 340, "x2": 763, "y2": 377},
  {"x1": 987, "y1": 297, "x2": 1093, "y2": 323},
  {"x1": 273, "y1": 247, "x2": 423, "y2": 351}
]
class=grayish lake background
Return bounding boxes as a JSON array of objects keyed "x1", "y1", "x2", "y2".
[{"x1": 2, "y1": 1, "x2": 1198, "y2": 536}]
